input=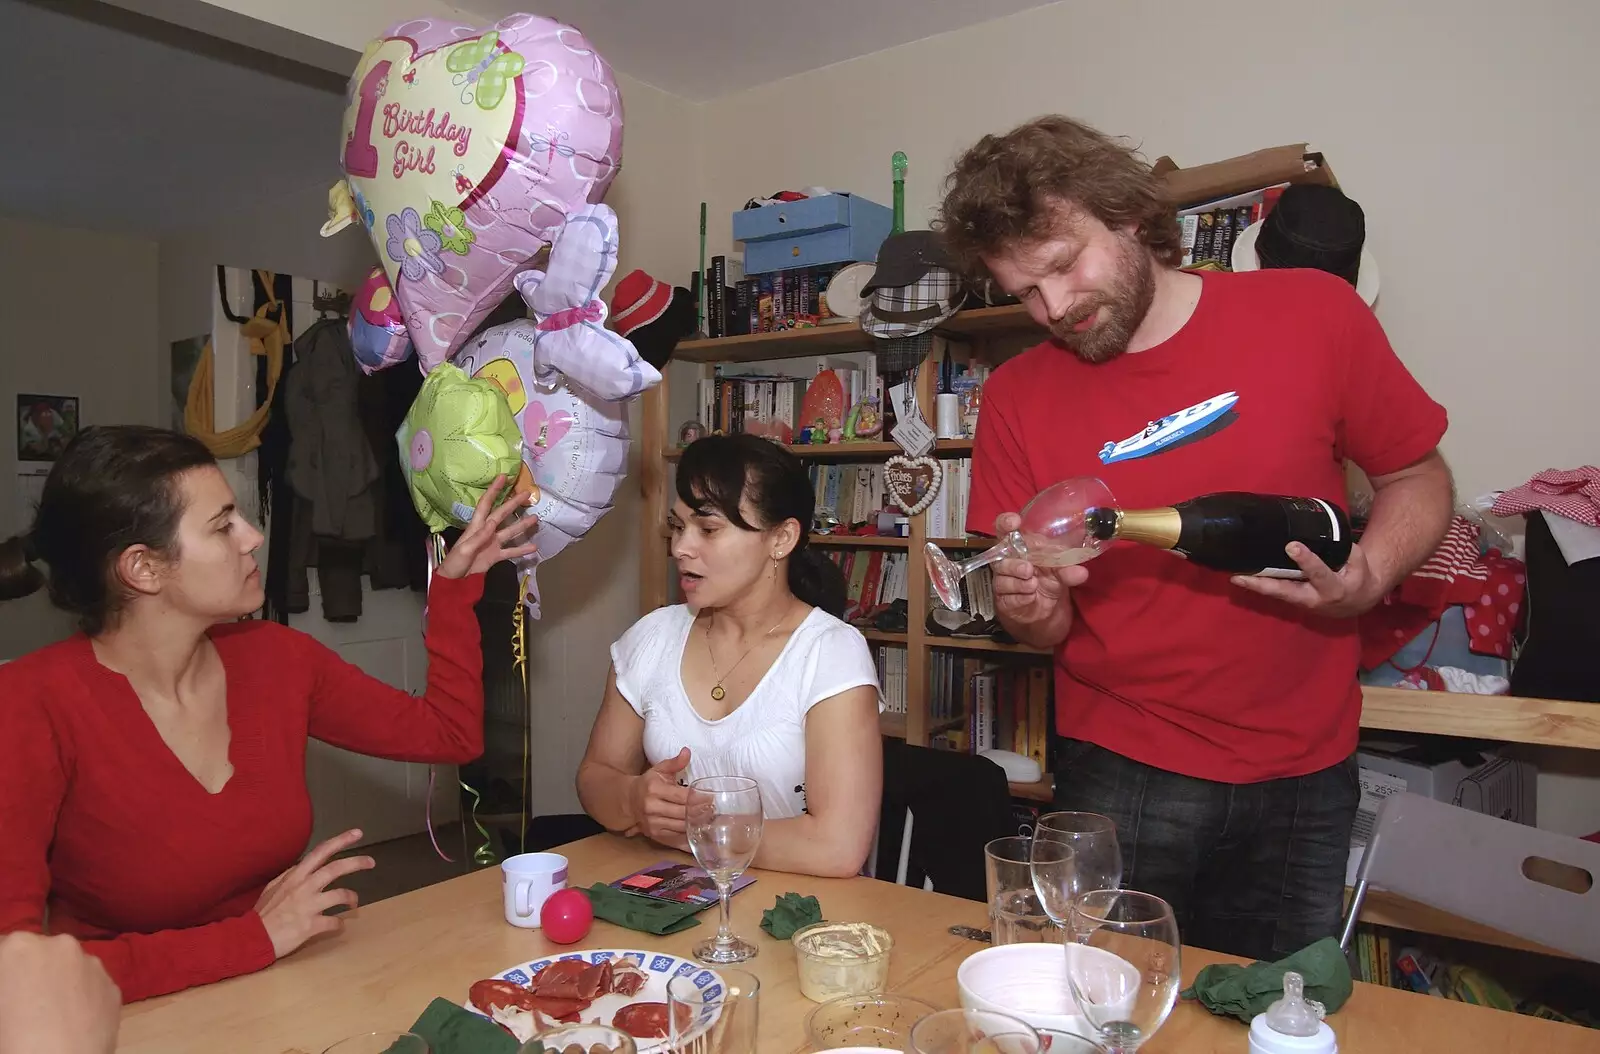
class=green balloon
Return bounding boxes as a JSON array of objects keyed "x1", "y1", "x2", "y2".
[{"x1": 395, "y1": 363, "x2": 524, "y2": 533}]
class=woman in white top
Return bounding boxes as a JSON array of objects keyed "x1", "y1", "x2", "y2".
[{"x1": 576, "y1": 434, "x2": 883, "y2": 878}]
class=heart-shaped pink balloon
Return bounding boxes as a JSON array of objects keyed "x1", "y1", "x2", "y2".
[
  {"x1": 523, "y1": 403, "x2": 575, "y2": 459},
  {"x1": 334, "y1": 13, "x2": 623, "y2": 372}
]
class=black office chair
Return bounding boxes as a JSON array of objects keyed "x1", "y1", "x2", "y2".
[{"x1": 871, "y1": 738, "x2": 1016, "y2": 902}]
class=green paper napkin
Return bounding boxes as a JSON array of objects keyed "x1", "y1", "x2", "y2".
[
  {"x1": 1179, "y1": 936, "x2": 1354, "y2": 1025},
  {"x1": 760, "y1": 892, "x2": 822, "y2": 939},
  {"x1": 585, "y1": 881, "x2": 706, "y2": 935},
  {"x1": 409, "y1": 996, "x2": 518, "y2": 1054}
]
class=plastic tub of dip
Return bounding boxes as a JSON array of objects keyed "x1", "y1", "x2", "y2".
[{"x1": 792, "y1": 921, "x2": 894, "y2": 1003}]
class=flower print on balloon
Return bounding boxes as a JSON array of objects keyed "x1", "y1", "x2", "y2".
[
  {"x1": 385, "y1": 207, "x2": 447, "y2": 282},
  {"x1": 424, "y1": 199, "x2": 476, "y2": 255}
]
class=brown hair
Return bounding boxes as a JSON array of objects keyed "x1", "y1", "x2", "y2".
[
  {"x1": 935, "y1": 114, "x2": 1183, "y2": 280},
  {"x1": 0, "y1": 425, "x2": 217, "y2": 634}
]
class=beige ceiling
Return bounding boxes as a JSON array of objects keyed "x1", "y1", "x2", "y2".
[{"x1": 466, "y1": 0, "x2": 1063, "y2": 101}]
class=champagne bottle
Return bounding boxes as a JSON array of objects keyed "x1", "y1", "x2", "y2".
[{"x1": 1084, "y1": 492, "x2": 1352, "y2": 578}]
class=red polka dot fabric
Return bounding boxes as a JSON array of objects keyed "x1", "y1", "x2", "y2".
[{"x1": 1358, "y1": 516, "x2": 1526, "y2": 668}]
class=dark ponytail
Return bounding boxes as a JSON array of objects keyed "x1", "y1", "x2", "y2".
[
  {"x1": 0, "y1": 532, "x2": 44, "y2": 602},
  {"x1": 786, "y1": 547, "x2": 848, "y2": 618},
  {"x1": 676, "y1": 434, "x2": 849, "y2": 617}
]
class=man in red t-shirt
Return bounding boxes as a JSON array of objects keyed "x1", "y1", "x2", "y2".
[{"x1": 937, "y1": 116, "x2": 1453, "y2": 960}]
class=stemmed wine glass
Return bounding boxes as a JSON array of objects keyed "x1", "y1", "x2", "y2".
[
  {"x1": 686, "y1": 775, "x2": 764, "y2": 964},
  {"x1": 1064, "y1": 890, "x2": 1181, "y2": 1054},
  {"x1": 1031, "y1": 812, "x2": 1124, "y2": 927},
  {"x1": 925, "y1": 477, "x2": 1118, "y2": 611}
]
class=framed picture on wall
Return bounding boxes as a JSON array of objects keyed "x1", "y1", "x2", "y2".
[{"x1": 17, "y1": 393, "x2": 80, "y2": 463}]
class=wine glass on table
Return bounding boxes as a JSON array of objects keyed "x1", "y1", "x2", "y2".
[
  {"x1": 1064, "y1": 890, "x2": 1181, "y2": 1054},
  {"x1": 1030, "y1": 812, "x2": 1123, "y2": 928},
  {"x1": 925, "y1": 477, "x2": 1118, "y2": 611},
  {"x1": 686, "y1": 775, "x2": 765, "y2": 964}
]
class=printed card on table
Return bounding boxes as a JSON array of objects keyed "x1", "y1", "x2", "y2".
[{"x1": 610, "y1": 860, "x2": 754, "y2": 907}]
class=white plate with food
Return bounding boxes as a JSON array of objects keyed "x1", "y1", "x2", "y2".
[{"x1": 465, "y1": 949, "x2": 722, "y2": 1051}]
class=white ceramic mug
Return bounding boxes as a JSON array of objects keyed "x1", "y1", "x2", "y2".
[{"x1": 501, "y1": 852, "x2": 568, "y2": 928}]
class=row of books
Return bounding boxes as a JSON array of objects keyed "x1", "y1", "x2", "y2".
[
  {"x1": 696, "y1": 357, "x2": 880, "y2": 444},
  {"x1": 1348, "y1": 926, "x2": 1595, "y2": 1027},
  {"x1": 703, "y1": 258, "x2": 852, "y2": 338},
  {"x1": 875, "y1": 645, "x2": 910, "y2": 716},
  {"x1": 803, "y1": 456, "x2": 975, "y2": 541},
  {"x1": 929, "y1": 659, "x2": 1051, "y2": 769},
  {"x1": 820, "y1": 549, "x2": 909, "y2": 627},
  {"x1": 1177, "y1": 182, "x2": 1288, "y2": 269}
]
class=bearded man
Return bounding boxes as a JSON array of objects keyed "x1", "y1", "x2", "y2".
[{"x1": 938, "y1": 115, "x2": 1453, "y2": 960}]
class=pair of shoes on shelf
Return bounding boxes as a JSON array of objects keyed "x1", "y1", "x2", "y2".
[
  {"x1": 927, "y1": 609, "x2": 995, "y2": 638},
  {"x1": 927, "y1": 608, "x2": 1022, "y2": 645}
]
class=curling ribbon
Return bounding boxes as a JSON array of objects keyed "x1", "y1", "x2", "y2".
[
  {"x1": 461, "y1": 778, "x2": 499, "y2": 867},
  {"x1": 514, "y1": 574, "x2": 531, "y2": 857}
]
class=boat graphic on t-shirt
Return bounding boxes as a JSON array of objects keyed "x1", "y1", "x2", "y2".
[{"x1": 1097, "y1": 391, "x2": 1240, "y2": 464}]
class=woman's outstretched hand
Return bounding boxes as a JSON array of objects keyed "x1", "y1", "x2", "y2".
[{"x1": 436, "y1": 475, "x2": 540, "y2": 579}]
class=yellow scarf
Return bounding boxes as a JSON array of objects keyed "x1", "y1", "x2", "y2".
[{"x1": 184, "y1": 269, "x2": 287, "y2": 459}]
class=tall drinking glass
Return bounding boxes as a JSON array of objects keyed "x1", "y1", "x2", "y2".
[
  {"x1": 686, "y1": 776, "x2": 764, "y2": 964},
  {"x1": 926, "y1": 477, "x2": 1117, "y2": 610},
  {"x1": 668, "y1": 968, "x2": 760, "y2": 1054},
  {"x1": 1064, "y1": 890, "x2": 1180, "y2": 1054},
  {"x1": 986, "y1": 836, "x2": 1059, "y2": 945}
]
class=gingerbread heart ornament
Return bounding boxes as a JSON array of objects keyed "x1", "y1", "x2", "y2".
[{"x1": 885, "y1": 455, "x2": 942, "y2": 516}]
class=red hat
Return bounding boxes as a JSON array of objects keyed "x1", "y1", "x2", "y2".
[{"x1": 609, "y1": 269, "x2": 672, "y2": 337}]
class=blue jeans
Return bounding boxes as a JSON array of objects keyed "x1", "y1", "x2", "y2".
[{"x1": 1052, "y1": 738, "x2": 1358, "y2": 962}]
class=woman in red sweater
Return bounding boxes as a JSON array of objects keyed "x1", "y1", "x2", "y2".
[{"x1": 0, "y1": 425, "x2": 536, "y2": 1003}]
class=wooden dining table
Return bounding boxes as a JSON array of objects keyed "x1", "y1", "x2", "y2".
[{"x1": 116, "y1": 834, "x2": 1597, "y2": 1054}]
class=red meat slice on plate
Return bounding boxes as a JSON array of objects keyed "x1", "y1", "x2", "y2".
[
  {"x1": 528, "y1": 995, "x2": 591, "y2": 1021},
  {"x1": 613, "y1": 1001, "x2": 671, "y2": 1039},
  {"x1": 531, "y1": 959, "x2": 591, "y2": 999},
  {"x1": 609, "y1": 960, "x2": 647, "y2": 996},
  {"x1": 469, "y1": 979, "x2": 537, "y2": 1014}
]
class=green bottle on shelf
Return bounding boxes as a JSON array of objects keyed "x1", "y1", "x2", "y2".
[{"x1": 891, "y1": 151, "x2": 907, "y2": 235}]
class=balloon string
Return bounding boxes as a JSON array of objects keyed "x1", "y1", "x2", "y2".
[
  {"x1": 425, "y1": 765, "x2": 454, "y2": 864},
  {"x1": 514, "y1": 576, "x2": 530, "y2": 857},
  {"x1": 422, "y1": 532, "x2": 462, "y2": 866}
]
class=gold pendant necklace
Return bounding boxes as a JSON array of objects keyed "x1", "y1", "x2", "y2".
[{"x1": 705, "y1": 611, "x2": 787, "y2": 702}]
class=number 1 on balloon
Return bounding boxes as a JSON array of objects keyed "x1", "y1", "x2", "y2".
[{"x1": 345, "y1": 60, "x2": 392, "y2": 179}]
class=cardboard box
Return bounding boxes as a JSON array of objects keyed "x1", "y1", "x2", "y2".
[
  {"x1": 1347, "y1": 737, "x2": 1538, "y2": 885},
  {"x1": 1152, "y1": 143, "x2": 1339, "y2": 209}
]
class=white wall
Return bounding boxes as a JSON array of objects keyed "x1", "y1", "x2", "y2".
[
  {"x1": 0, "y1": 216, "x2": 161, "y2": 657},
  {"x1": 696, "y1": 0, "x2": 1597, "y2": 503}
]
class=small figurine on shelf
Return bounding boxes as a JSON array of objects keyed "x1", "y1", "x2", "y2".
[
  {"x1": 844, "y1": 397, "x2": 883, "y2": 440},
  {"x1": 807, "y1": 418, "x2": 830, "y2": 445}
]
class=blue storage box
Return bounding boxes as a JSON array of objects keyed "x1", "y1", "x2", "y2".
[{"x1": 732, "y1": 193, "x2": 894, "y2": 275}]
